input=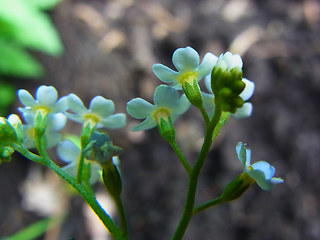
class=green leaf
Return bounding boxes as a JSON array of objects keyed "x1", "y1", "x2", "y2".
[
  {"x1": 27, "y1": 0, "x2": 61, "y2": 10},
  {"x1": 2, "y1": 216, "x2": 63, "y2": 240},
  {"x1": 0, "y1": 39, "x2": 43, "y2": 77},
  {"x1": 0, "y1": 0, "x2": 63, "y2": 56},
  {"x1": 0, "y1": 80, "x2": 16, "y2": 108}
]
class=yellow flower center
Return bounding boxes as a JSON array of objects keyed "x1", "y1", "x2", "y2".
[
  {"x1": 152, "y1": 107, "x2": 171, "y2": 124},
  {"x1": 27, "y1": 127, "x2": 36, "y2": 139},
  {"x1": 248, "y1": 165, "x2": 254, "y2": 171},
  {"x1": 178, "y1": 72, "x2": 198, "y2": 87},
  {"x1": 34, "y1": 106, "x2": 50, "y2": 116},
  {"x1": 83, "y1": 113, "x2": 100, "y2": 126}
]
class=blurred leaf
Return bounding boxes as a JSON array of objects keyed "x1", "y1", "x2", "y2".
[
  {"x1": 28, "y1": 0, "x2": 61, "y2": 10},
  {"x1": 0, "y1": 0, "x2": 63, "y2": 56},
  {"x1": 0, "y1": 80, "x2": 16, "y2": 115},
  {"x1": 0, "y1": 39, "x2": 44, "y2": 77},
  {"x1": 2, "y1": 216, "x2": 63, "y2": 240}
]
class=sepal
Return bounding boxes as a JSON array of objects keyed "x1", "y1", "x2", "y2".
[
  {"x1": 102, "y1": 158, "x2": 122, "y2": 199},
  {"x1": 182, "y1": 79, "x2": 203, "y2": 107},
  {"x1": 0, "y1": 146, "x2": 14, "y2": 164},
  {"x1": 157, "y1": 117, "x2": 175, "y2": 143}
]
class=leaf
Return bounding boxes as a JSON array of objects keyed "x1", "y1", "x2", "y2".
[
  {"x1": 0, "y1": 39, "x2": 43, "y2": 77},
  {"x1": 0, "y1": 0, "x2": 63, "y2": 56},
  {"x1": 27, "y1": 0, "x2": 61, "y2": 10},
  {"x1": 0, "y1": 80, "x2": 16, "y2": 115}
]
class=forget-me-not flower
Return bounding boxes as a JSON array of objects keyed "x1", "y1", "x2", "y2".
[
  {"x1": 66, "y1": 94, "x2": 126, "y2": 129},
  {"x1": 152, "y1": 46, "x2": 218, "y2": 89},
  {"x1": 57, "y1": 140, "x2": 102, "y2": 184},
  {"x1": 18, "y1": 85, "x2": 68, "y2": 116},
  {"x1": 127, "y1": 85, "x2": 190, "y2": 131},
  {"x1": 236, "y1": 142, "x2": 284, "y2": 191}
]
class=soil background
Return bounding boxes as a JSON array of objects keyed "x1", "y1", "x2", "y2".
[{"x1": 1, "y1": 0, "x2": 320, "y2": 239}]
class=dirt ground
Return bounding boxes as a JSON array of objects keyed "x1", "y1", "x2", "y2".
[{"x1": 1, "y1": 0, "x2": 320, "y2": 239}]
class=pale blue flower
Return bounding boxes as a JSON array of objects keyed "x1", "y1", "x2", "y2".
[
  {"x1": 214, "y1": 51, "x2": 243, "y2": 71},
  {"x1": 57, "y1": 140, "x2": 102, "y2": 184},
  {"x1": 18, "y1": 85, "x2": 68, "y2": 115},
  {"x1": 127, "y1": 85, "x2": 190, "y2": 131},
  {"x1": 66, "y1": 94, "x2": 126, "y2": 129},
  {"x1": 22, "y1": 112, "x2": 67, "y2": 149},
  {"x1": 152, "y1": 46, "x2": 218, "y2": 89},
  {"x1": 236, "y1": 142, "x2": 284, "y2": 191}
]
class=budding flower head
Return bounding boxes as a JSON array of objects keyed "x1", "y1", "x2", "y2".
[
  {"x1": 127, "y1": 85, "x2": 190, "y2": 131},
  {"x1": 0, "y1": 117, "x2": 19, "y2": 144},
  {"x1": 0, "y1": 146, "x2": 14, "y2": 164}
]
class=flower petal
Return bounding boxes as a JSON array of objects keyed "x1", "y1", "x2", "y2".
[
  {"x1": 18, "y1": 89, "x2": 36, "y2": 107},
  {"x1": 89, "y1": 96, "x2": 115, "y2": 117},
  {"x1": 240, "y1": 78, "x2": 254, "y2": 101},
  {"x1": 233, "y1": 103, "x2": 252, "y2": 118},
  {"x1": 47, "y1": 113, "x2": 67, "y2": 131},
  {"x1": 204, "y1": 74, "x2": 213, "y2": 94},
  {"x1": 153, "y1": 85, "x2": 179, "y2": 107},
  {"x1": 152, "y1": 64, "x2": 179, "y2": 84},
  {"x1": 100, "y1": 113, "x2": 126, "y2": 129},
  {"x1": 131, "y1": 117, "x2": 156, "y2": 131},
  {"x1": 202, "y1": 92, "x2": 215, "y2": 110},
  {"x1": 57, "y1": 140, "x2": 80, "y2": 163},
  {"x1": 197, "y1": 52, "x2": 218, "y2": 79},
  {"x1": 220, "y1": 52, "x2": 243, "y2": 69},
  {"x1": 248, "y1": 169, "x2": 272, "y2": 190},
  {"x1": 171, "y1": 94, "x2": 191, "y2": 115},
  {"x1": 36, "y1": 86, "x2": 58, "y2": 106},
  {"x1": 127, "y1": 98, "x2": 154, "y2": 119},
  {"x1": 67, "y1": 94, "x2": 88, "y2": 114},
  {"x1": 172, "y1": 47, "x2": 200, "y2": 72},
  {"x1": 236, "y1": 142, "x2": 251, "y2": 167},
  {"x1": 252, "y1": 161, "x2": 275, "y2": 180},
  {"x1": 53, "y1": 96, "x2": 69, "y2": 113}
]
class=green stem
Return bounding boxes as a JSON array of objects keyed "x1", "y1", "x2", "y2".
[
  {"x1": 198, "y1": 105, "x2": 210, "y2": 127},
  {"x1": 171, "y1": 104, "x2": 222, "y2": 240},
  {"x1": 192, "y1": 196, "x2": 224, "y2": 215},
  {"x1": 212, "y1": 112, "x2": 229, "y2": 143},
  {"x1": 169, "y1": 140, "x2": 191, "y2": 174},
  {"x1": 114, "y1": 196, "x2": 129, "y2": 239}
]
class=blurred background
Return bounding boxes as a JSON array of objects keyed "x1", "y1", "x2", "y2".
[{"x1": 0, "y1": 0, "x2": 319, "y2": 239}]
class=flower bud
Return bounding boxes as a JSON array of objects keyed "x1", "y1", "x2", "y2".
[
  {"x1": 102, "y1": 158, "x2": 122, "y2": 199},
  {"x1": 0, "y1": 146, "x2": 14, "y2": 164},
  {"x1": 157, "y1": 117, "x2": 175, "y2": 143},
  {"x1": 182, "y1": 79, "x2": 203, "y2": 107},
  {"x1": 0, "y1": 117, "x2": 18, "y2": 144}
]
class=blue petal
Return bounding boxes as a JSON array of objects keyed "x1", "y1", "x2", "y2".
[
  {"x1": 202, "y1": 92, "x2": 215, "y2": 110},
  {"x1": 89, "y1": 96, "x2": 114, "y2": 117},
  {"x1": 53, "y1": 96, "x2": 69, "y2": 113},
  {"x1": 46, "y1": 132, "x2": 61, "y2": 149},
  {"x1": 36, "y1": 86, "x2": 58, "y2": 106},
  {"x1": 172, "y1": 47, "x2": 200, "y2": 72},
  {"x1": 171, "y1": 94, "x2": 191, "y2": 116},
  {"x1": 57, "y1": 140, "x2": 80, "y2": 163},
  {"x1": 65, "y1": 112, "x2": 84, "y2": 123},
  {"x1": 100, "y1": 113, "x2": 126, "y2": 129},
  {"x1": 197, "y1": 53, "x2": 218, "y2": 79},
  {"x1": 127, "y1": 98, "x2": 154, "y2": 119},
  {"x1": 240, "y1": 78, "x2": 254, "y2": 101},
  {"x1": 252, "y1": 161, "x2": 275, "y2": 180},
  {"x1": 271, "y1": 177, "x2": 284, "y2": 185},
  {"x1": 248, "y1": 169, "x2": 273, "y2": 190},
  {"x1": 131, "y1": 117, "x2": 156, "y2": 131},
  {"x1": 18, "y1": 89, "x2": 36, "y2": 107},
  {"x1": 152, "y1": 64, "x2": 179, "y2": 84},
  {"x1": 204, "y1": 74, "x2": 213, "y2": 93},
  {"x1": 47, "y1": 113, "x2": 67, "y2": 131},
  {"x1": 236, "y1": 142, "x2": 251, "y2": 167},
  {"x1": 233, "y1": 103, "x2": 252, "y2": 118},
  {"x1": 67, "y1": 94, "x2": 88, "y2": 114},
  {"x1": 153, "y1": 85, "x2": 179, "y2": 107}
]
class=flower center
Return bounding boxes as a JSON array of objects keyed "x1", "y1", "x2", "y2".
[
  {"x1": 248, "y1": 165, "x2": 254, "y2": 171},
  {"x1": 83, "y1": 113, "x2": 100, "y2": 126},
  {"x1": 178, "y1": 72, "x2": 198, "y2": 87},
  {"x1": 152, "y1": 107, "x2": 171, "y2": 124},
  {"x1": 34, "y1": 106, "x2": 50, "y2": 116}
]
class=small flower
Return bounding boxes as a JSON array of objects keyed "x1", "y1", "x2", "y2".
[
  {"x1": 127, "y1": 85, "x2": 190, "y2": 131},
  {"x1": 57, "y1": 140, "x2": 115, "y2": 185},
  {"x1": 236, "y1": 142, "x2": 284, "y2": 191},
  {"x1": 66, "y1": 94, "x2": 126, "y2": 129},
  {"x1": 22, "y1": 112, "x2": 67, "y2": 149},
  {"x1": 203, "y1": 77, "x2": 254, "y2": 118},
  {"x1": 18, "y1": 85, "x2": 68, "y2": 116},
  {"x1": 152, "y1": 46, "x2": 218, "y2": 89}
]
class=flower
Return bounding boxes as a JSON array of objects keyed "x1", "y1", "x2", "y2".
[
  {"x1": 236, "y1": 142, "x2": 284, "y2": 191},
  {"x1": 57, "y1": 140, "x2": 102, "y2": 184},
  {"x1": 66, "y1": 94, "x2": 126, "y2": 129},
  {"x1": 203, "y1": 77, "x2": 254, "y2": 118},
  {"x1": 214, "y1": 51, "x2": 243, "y2": 71},
  {"x1": 22, "y1": 112, "x2": 67, "y2": 149},
  {"x1": 18, "y1": 85, "x2": 68, "y2": 116},
  {"x1": 127, "y1": 85, "x2": 190, "y2": 131},
  {"x1": 152, "y1": 46, "x2": 218, "y2": 89}
]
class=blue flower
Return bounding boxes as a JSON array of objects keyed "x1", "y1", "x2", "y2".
[
  {"x1": 127, "y1": 85, "x2": 190, "y2": 131},
  {"x1": 18, "y1": 85, "x2": 68, "y2": 116},
  {"x1": 152, "y1": 46, "x2": 218, "y2": 89},
  {"x1": 66, "y1": 94, "x2": 126, "y2": 129},
  {"x1": 57, "y1": 140, "x2": 102, "y2": 184},
  {"x1": 236, "y1": 142, "x2": 284, "y2": 191}
]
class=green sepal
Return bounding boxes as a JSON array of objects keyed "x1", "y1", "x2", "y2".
[
  {"x1": 34, "y1": 111, "x2": 47, "y2": 137},
  {"x1": 182, "y1": 79, "x2": 203, "y2": 107},
  {"x1": 0, "y1": 146, "x2": 14, "y2": 164},
  {"x1": 102, "y1": 159, "x2": 122, "y2": 199},
  {"x1": 157, "y1": 117, "x2": 175, "y2": 143},
  {"x1": 220, "y1": 172, "x2": 255, "y2": 202},
  {"x1": 0, "y1": 117, "x2": 18, "y2": 144}
]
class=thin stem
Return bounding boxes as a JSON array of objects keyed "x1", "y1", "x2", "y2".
[
  {"x1": 212, "y1": 112, "x2": 229, "y2": 143},
  {"x1": 171, "y1": 104, "x2": 222, "y2": 240},
  {"x1": 169, "y1": 140, "x2": 191, "y2": 174},
  {"x1": 198, "y1": 105, "x2": 210, "y2": 127},
  {"x1": 114, "y1": 196, "x2": 129, "y2": 239},
  {"x1": 192, "y1": 196, "x2": 224, "y2": 216}
]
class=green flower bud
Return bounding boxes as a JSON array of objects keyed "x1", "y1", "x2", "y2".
[
  {"x1": 0, "y1": 117, "x2": 18, "y2": 144},
  {"x1": 0, "y1": 146, "x2": 14, "y2": 164},
  {"x1": 157, "y1": 117, "x2": 175, "y2": 143},
  {"x1": 182, "y1": 79, "x2": 203, "y2": 107},
  {"x1": 102, "y1": 159, "x2": 122, "y2": 199},
  {"x1": 220, "y1": 172, "x2": 255, "y2": 202}
]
